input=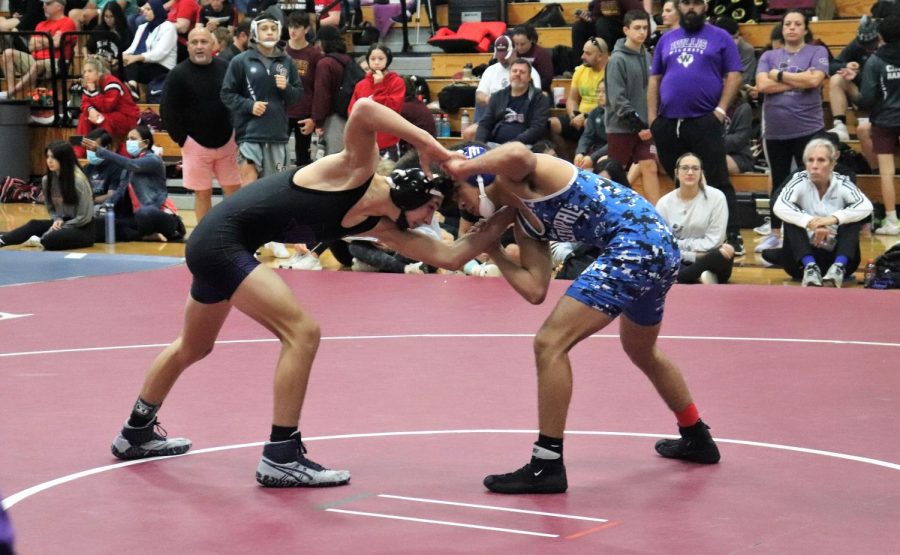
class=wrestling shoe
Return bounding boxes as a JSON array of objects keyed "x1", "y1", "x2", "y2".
[
  {"x1": 822, "y1": 263, "x2": 845, "y2": 288},
  {"x1": 111, "y1": 418, "x2": 192, "y2": 459},
  {"x1": 654, "y1": 420, "x2": 720, "y2": 464},
  {"x1": 256, "y1": 432, "x2": 350, "y2": 487},
  {"x1": 802, "y1": 263, "x2": 823, "y2": 287},
  {"x1": 484, "y1": 455, "x2": 567, "y2": 494}
]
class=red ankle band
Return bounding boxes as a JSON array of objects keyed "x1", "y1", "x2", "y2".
[{"x1": 675, "y1": 403, "x2": 700, "y2": 428}]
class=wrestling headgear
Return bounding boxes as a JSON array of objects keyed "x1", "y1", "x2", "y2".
[
  {"x1": 251, "y1": 11, "x2": 282, "y2": 48},
  {"x1": 388, "y1": 168, "x2": 450, "y2": 211},
  {"x1": 457, "y1": 145, "x2": 497, "y2": 218}
]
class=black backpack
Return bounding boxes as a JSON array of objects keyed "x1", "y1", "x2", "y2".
[
  {"x1": 329, "y1": 53, "x2": 366, "y2": 118},
  {"x1": 870, "y1": 243, "x2": 900, "y2": 289}
]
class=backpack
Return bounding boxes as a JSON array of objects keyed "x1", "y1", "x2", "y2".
[
  {"x1": 329, "y1": 53, "x2": 366, "y2": 118},
  {"x1": 0, "y1": 176, "x2": 44, "y2": 204},
  {"x1": 525, "y1": 3, "x2": 567, "y2": 27},
  {"x1": 551, "y1": 45, "x2": 579, "y2": 77},
  {"x1": 869, "y1": 243, "x2": 900, "y2": 289}
]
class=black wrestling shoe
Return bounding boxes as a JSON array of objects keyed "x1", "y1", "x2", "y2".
[
  {"x1": 655, "y1": 420, "x2": 721, "y2": 464},
  {"x1": 484, "y1": 458, "x2": 567, "y2": 494}
]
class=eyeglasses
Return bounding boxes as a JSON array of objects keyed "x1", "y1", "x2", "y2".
[{"x1": 677, "y1": 165, "x2": 701, "y2": 172}]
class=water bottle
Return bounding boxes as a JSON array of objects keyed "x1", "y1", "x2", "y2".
[
  {"x1": 864, "y1": 258, "x2": 876, "y2": 287},
  {"x1": 441, "y1": 114, "x2": 450, "y2": 137},
  {"x1": 316, "y1": 134, "x2": 326, "y2": 160},
  {"x1": 433, "y1": 113, "x2": 441, "y2": 136},
  {"x1": 463, "y1": 63, "x2": 473, "y2": 80},
  {"x1": 460, "y1": 109, "x2": 470, "y2": 130},
  {"x1": 104, "y1": 203, "x2": 115, "y2": 244},
  {"x1": 309, "y1": 133, "x2": 318, "y2": 161}
]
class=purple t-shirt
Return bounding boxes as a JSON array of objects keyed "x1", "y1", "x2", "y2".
[
  {"x1": 757, "y1": 44, "x2": 829, "y2": 140},
  {"x1": 651, "y1": 24, "x2": 743, "y2": 119}
]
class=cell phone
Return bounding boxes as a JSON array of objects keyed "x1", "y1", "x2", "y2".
[
  {"x1": 68, "y1": 135, "x2": 83, "y2": 146},
  {"x1": 574, "y1": 8, "x2": 584, "y2": 16}
]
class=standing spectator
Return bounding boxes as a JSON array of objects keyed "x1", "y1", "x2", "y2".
[
  {"x1": 571, "y1": 0, "x2": 653, "y2": 64},
  {"x1": 464, "y1": 35, "x2": 541, "y2": 140},
  {"x1": 76, "y1": 57, "x2": 139, "y2": 157},
  {"x1": 122, "y1": 0, "x2": 177, "y2": 100},
  {"x1": 162, "y1": 27, "x2": 242, "y2": 223},
  {"x1": 311, "y1": 25, "x2": 351, "y2": 156},
  {"x1": 510, "y1": 25, "x2": 554, "y2": 92},
  {"x1": 0, "y1": 141, "x2": 94, "y2": 251},
  {"x1": 712, "y1": 15, "x2": 757, "y2": 87},
  {"x1": 217, "y1": 18, "x2": 250, "y2": 63},
  {"x1": 827, "y1": 15, "x2": 880, "y2": 142},
  {"x1": 656, "y1": 152, "x2": 735, "y2": 284},
  {"x1": 770, "y1": 138, "x2": 873, "y2": 287},
  {"x1": 755, "y1": 10, "x2": 828, "y2": 252},
  {"x1": 475, "y1": 59, "x2": 550, "y2": 148},
  {"x1": 349, "y1": 44, "x2": 409, "y2": 160},
  {"x1": 284, "y1": 10, "x2": 322, "y2": 167},
  {"x1": 549, "y1": 37, "x2": 608, "y2": 158},
  {"x1": 167, "y1": 0, "x2": 200, "y2": 62},
  {"x1": 648, "y1": 0, "x2": 744, "y2": 255},
  {"x1": 1, "y1": 0, "x2": 76, "y2": 98},
  {"x1": 604, "y1": 10, "x2": 660, "y2": 203}
]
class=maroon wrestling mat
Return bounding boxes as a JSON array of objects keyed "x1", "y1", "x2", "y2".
[{"x1": 1, "y1": 269, "x2": 898, "y2": 553}]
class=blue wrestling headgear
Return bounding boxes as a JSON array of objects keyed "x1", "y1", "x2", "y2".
[{"x1": 457, "y1": 145, "x2": 497, "y2": 218}]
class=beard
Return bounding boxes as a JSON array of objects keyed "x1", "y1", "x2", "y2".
[{"x1": 680, "y1": 12, "x2": 705, "y2": 33}]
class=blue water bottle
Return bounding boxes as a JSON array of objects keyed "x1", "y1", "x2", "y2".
[{"x1": 104, "y1": 203, "x2": 115, "y2": 244}]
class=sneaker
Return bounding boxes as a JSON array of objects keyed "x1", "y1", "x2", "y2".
[
  {"x1": 256, "y1": 432, "x2": 350, "y2": 487},
  {"x1": 754, "y1": 233, "x2": 782, "y2": 253},
  {"x1": 753, "y1": 217, "x2": 771, "y2": 236},
  {"x1": 23, "y1": 235, "x2": 43, "y2": 248},
  {"x1": 699, "y1": 270, "x2": 718, "y2": 284},
  {"x1": 875, "y1": 221, "x2": 899, "y2": 236},
  {"x1": 828, "y1": 120, "x2": 850, "y2": 142},
  {"x1": 822, "y1": 263, "x2": 845, "y2": 288},
  {"x1": 111, "y1": 418, "x2": 192, "y2": 460},
  {"x1": 279, "y1": 253, "x2": 322, "y2": 270},
  {"x1": 802, "y1": 263, "x2": 823, "y2": 287},
  {"x1": 483, "y1": 457, "x2": 568, "y2": 494},
  {"x1": 654, "y1": 420, "x2": 720, "y2": 464},
  {"x1": 727, "y1": 233, "x2": 745, "y2": 257}
]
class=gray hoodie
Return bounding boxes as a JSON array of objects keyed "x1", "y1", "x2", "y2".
[{"x1": 604, "y1": 38, "x2": 651, "y2": 134}]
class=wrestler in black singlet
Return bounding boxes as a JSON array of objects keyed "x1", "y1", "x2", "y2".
[{"x1": 186, "y1": 169, "x2": 380, "y2": 303}]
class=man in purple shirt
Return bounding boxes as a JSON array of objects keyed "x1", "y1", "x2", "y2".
[{"x1": 648, "y1": 0, "x2": 745, "y2": 255}]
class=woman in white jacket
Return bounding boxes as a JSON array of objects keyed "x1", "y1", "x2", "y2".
[
  {"x1": 656, "y1": 153, "x2": 735, "y2": 284},
  {"x1": 122, "y1": 0, "x2": 176, "y2": 100},
  {"x1": 772, "y1": 137, "x2": 873, "y2": 287}
]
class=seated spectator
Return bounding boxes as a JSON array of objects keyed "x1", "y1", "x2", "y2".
[
  {"x1": 217, "y1": 18, "x2": 250, "y2": 63},
  {"x1": 315, "y1": 0, "x2": 341, "y2": 28},
  {"x1": 75, "y1": 57, "x2": 140, "y2": 156},
  {"x1": 0, "y1": 141, "x2": 94, "y2": 250},
  {"x1": 827, "y1": 15, "x2": 881, "y2": 142},
  {"x1": 84, "y1": 1, "x2": 133, "y2": 69},
  {"x1": 200, "y1": 0, "x2": 237, "y2": 31},
  {"x1": 857, "y1": 14, "x2": 900, "y2": 236},
  {"x1": 724, "y1": 88, "x2": 755, "y2": 174},
  {"x1": 212, "y1": 26, "x2": 233, "y2": 56},
  {"x1": 83, "y1": 128, "x2": 127, "y2": 206},
  {"x1": 83, "y1": 125, "x2": 185, "y2": 242},
  {"x1": 549, "y1": 37, "x2": 608, "y2": 160},
  {"x1": 1, "y1": 0, "x2": 77, "y2": 98},
  {"x1": 766, "y1": 138, "x2": 873, "y2": 287},
  {"x1": 475, "y1": 59, "x2": 550, "y2": 148},
  {"x1": 655, "y1": 152, "x2": 735, "y2": 284},
  {"x1": 348, "y1": 43, "x2": 406, "y2": 160},
  {"x1": 122, "y1": 0, "x2": 177, "y2": 101},
  {"x1": 574, "y1": 89, "x2": 608, "y2": 170},
  {"x1": 167, "y1": 0, "x2": 200, "y2": 62},
  {"x1": 571, "y1": 0, "x2": 645, "y2": 67},
  {"x1": 594, "y1": 157, "x2": 630, "y2": 186},
  {"x1": 511, "y1": 25, "x2": 553, "y2": 92}
]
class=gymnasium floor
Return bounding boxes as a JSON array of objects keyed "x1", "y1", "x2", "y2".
[{"x1": 1, "y1": 263, "x2": 898, "y2": 553}]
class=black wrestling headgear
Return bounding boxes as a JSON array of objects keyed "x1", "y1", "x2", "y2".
[{"x1": 388, "y1": 168, "x2": 450, "y2": 211}]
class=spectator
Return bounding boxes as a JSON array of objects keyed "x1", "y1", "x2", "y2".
[
  {"x1": 1, "y1": 0, "x2": 76, "y2": 98},
  {"x1": 475, "y1": 59, "x2": 550, "y2": 148},
  {"x1": 827, "y1": 15, "x2": 880, "y2": 142},
  {"x1": 284, "y1": 10, "x2": 322, "y2": 167},
  {"x1": 84, "y1": 1, "x2": 133, "y2": 70},
  {"x1": 574, "y1": 88, "x2": 608, "y2": 170},
  {"x1": 167, "y1": 0, "x2": 200, "y2": 62},
  {"x1": 755, "y1": 9, "x2": 828, "y2": 252},
  {"x1": 162, "y1": 27, "x2": 242, "y2": 223},
  {"x1": 211, "y1": 26, "x2": 232, "y2": 55},
  {"x1": 571, "y1": 0, "x2": 653, "y2": 64},
  {"x1": 604, "y1": 10, "x2": 659, "y2": 203},
  {"x1": 769, "y1": 138, "x2": 873, "y2": 287},
  {"x1": 656, "y1": 152, "x2": 735, "y2": 284},
  {"x1": 857, "y1": 15, "x2": 900, "y2": 236},
  {"x1": 200, "y1": 0, "x2": 237, "y2": 31},
  {"x1": 399, "y1": 75, "x2": 437, "y2": 154},
  {"x1": 510, "y1": 25, "x2": 554, "y2": 92},
  {"x1": 8, "y1": 0, "x2": 46, "y2": 32},
  {"x1": 0, "y1": 141, "x2": 94, "y2": 251},
  {"x1": 464, "y1": 35, "x2": 541, "y2": 140},
  {"x1": 724, "y1": 88, "x2": 755, "y2": 174},
  {"x1": 217, "y1": 18, "x2": 250, "y2": 63},
  {"x1": 549, "y1": 37, "x2": 609, "y2": 158},
  {"x1": 594, "y1": 157, "x2": 629, "y2": 184},
  {"x1": 84, "y1": 125, "x2": 185, "y2": 242},
  {"x1": 648, "y1": 0, "x2": 744, "y2": 255},
  {"x1": 122, "y1": 0, "x2": 177, "y2": 101},
  {"x1": 311, "y1": 25, "x2": 351, "y2": 156},
  {"x1": 315, "y1": 0, "x2": 341, "y2": 28},
  {"x1": 76, "y1": 57, "x2": 140, "y2": 157},
  {"x1": 647, "y1": 0, "x2": 678, "y2": 51},
  {"x1": 83, "y1": 128, "x2": 127, "y2": 207},
  {"x1": 348, "y1": 43, "x2": 406, "y2": 160},
  {"x1": 712, "y1": 15, "x2": 757, "y2": 87}
]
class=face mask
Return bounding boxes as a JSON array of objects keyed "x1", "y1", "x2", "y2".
[
  {"x1": 126, "y1": 139, "x2": 143, "y2": 157},
  {"x1": 86, "y1": 150, "x2": 102, "y2": 165},
  {"x1": 259, "y1": 39, "x2": 278, "y2": 48}
]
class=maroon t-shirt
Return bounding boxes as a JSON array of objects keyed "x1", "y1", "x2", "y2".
[{"x1": 284, "y1": 42, "x2": 323, "y2": 118}]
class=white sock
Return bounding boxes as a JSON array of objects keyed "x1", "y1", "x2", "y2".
[{"x1": 886, "y1": 210, "x2": 898, "y2": 224}]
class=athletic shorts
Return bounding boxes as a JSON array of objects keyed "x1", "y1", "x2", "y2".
[
  {"x1": 564, "y1": 237, "x2": 679, "y2": 326},
  {"x1": 238, "y1": 141, "x2": 288, "y2": 178},
  {"x1": 606, "y1": 132, "x2": 656, "y2": 167},
  {"x1": 870, "y1": 124, "x2": 900, "y2": 155},
  {"x1": 182, "y1": 134, "x2": 241, "y2": 191},
  {"x1": 555, "y1": 115, "x2": 585, "y2": 142}
]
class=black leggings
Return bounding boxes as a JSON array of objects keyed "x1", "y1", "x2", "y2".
[
  {"x1": 289, "y1": 117, "x2": 313, "y2": 167},
  {"x1": 779, "y1": 221, "x2": 862, "y2": 280},
  {"x1": 765, "y1": 131, "x2": 822, "y2": 229},
  {"x1": 1, "y1": 219, "x2": 94, "y2": 250},
  {"x1": 677, "y1": 247, "x2": 734, "y2": 284},
  {"x1": 124, "y1": 62, "x2": 169, "y2": 85}
]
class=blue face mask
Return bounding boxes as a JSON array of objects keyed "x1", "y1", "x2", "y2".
[
  {"x1": 86, "y1": 150, "x2": 102, "y2": 165},
  {"x1": 126, "y1": 139, "x2": 143, "y2": 157}
]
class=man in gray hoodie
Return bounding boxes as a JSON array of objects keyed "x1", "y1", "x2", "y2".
[{"x1": 604, "y1": 9, "x2": 661, "y2": 204}]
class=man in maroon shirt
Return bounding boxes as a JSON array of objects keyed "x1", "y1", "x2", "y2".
[{"x1": 285, "y1": 10, "x2": 322, "y2": 166}]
